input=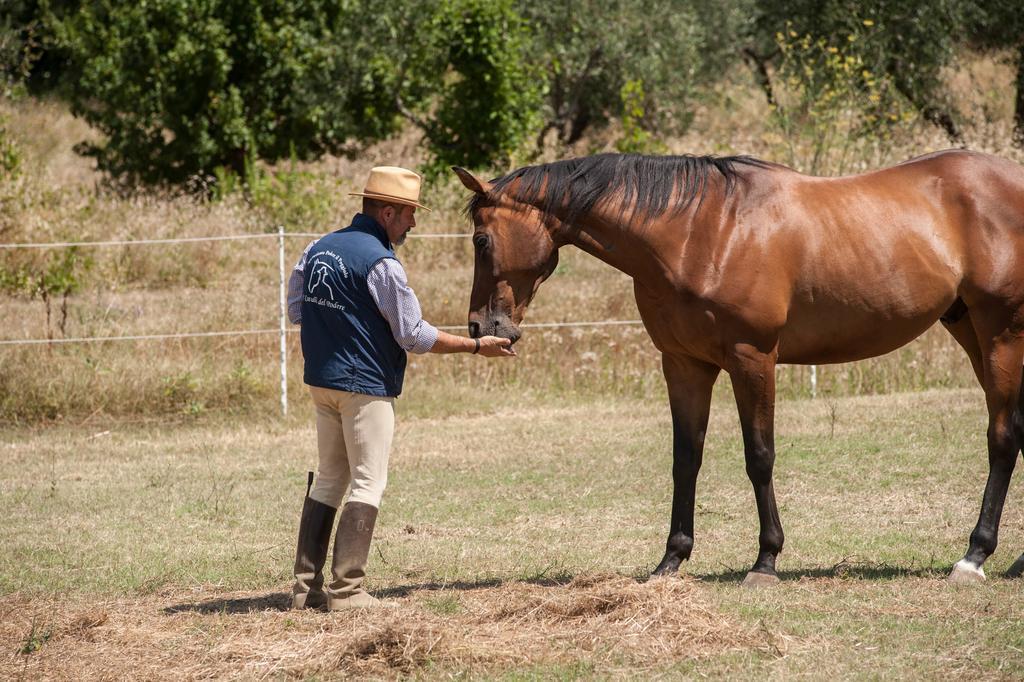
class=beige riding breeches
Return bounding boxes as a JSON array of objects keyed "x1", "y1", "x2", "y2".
[{"x1": 307, "y1": 385, "x2": 395, "y2": 509}]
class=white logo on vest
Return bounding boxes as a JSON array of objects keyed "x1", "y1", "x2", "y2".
[
  {"x1": 307, "y1": 258, "x2": 338, "y2": 300},
  {"x1": 305, "y1": 257, "x2": 348, "y2": 311}
]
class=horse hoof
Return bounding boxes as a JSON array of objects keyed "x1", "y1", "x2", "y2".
[
  {"x1": 1005, "y1": 554, "x2": 1024, "y2": 579},
  {"x1": 948, "y1": 559, "x2": 986, "y2": 584},
  {"x1": 651, "y1": 558, "x2": 681, "y2": 577},
  {"x1": 741, "y1": 571, "x2": 780, "y2": 588},
  {"x1": 648, "y1": 571, "x2": 675, "y2": 581}
]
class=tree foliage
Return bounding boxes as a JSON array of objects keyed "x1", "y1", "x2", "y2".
[
  {"x1": 749, "y1": 0, "x2": 966, "y2": 143},
  {"x1": 1, "y1": 1, "x2": 80, "y2": 92},
  {"x1": 48, "y1": 0, "x2": 546, "y2": 184},
  {"x1": 19, "y1": 0, "x2": 1024, "y2": 188},
  {"x1": 768, "y1": 21, "x2": 918, "y2": 175},
  {"x1": 520, "y1": 0, "x2": 736, "y2": 151},
  {"x1": 51, "y1": 0, "x2": 349, "y2": 186},
  {"x1": 420, "y1": 0, "x2": 543, "y2": 172},
  {"x1": 963, "y1": 0, "x2": 1024, "y2": 144}
]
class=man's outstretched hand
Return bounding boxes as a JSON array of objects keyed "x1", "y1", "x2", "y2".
[{"x1": 477, "y1": 335, "x2": 516, "y2": 357}]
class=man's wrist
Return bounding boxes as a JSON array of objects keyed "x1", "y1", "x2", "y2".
[{"x1": 472, "y1": 338, "x2": 480, "y2": 354}]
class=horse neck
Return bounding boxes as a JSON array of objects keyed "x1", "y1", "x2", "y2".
[
  {"x1": 558, "y1": 204, "x2": 675, "y2": 281},
  {"x1": 555, "y1": 172, "x2": 740, "y2": 284}
]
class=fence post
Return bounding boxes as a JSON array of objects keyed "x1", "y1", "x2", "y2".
[{"x1": 278, "y1": 225, "x2": 288, "y2": 416}]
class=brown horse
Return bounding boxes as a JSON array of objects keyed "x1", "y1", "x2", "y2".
[{"x1": 454, "y1": 149, "x2": 1024, "y2": 586}]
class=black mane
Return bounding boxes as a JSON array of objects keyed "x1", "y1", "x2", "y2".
[{"x1": 467, "y1": 153, "x2": 768, "y2": 226}]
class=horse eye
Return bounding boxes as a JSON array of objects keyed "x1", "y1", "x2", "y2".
[{"x1": 472, "y1": 233, "x2": 490, "y2": 253}]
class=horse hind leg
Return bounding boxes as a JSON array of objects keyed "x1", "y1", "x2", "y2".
[
  {"x1": 1008, "y1": 549, "x2": 1024, "y2": 578},
  {"x1": 941, "y1": 300, "x2": 1024, "y2": 580},
  {"x1": 949, "y1": 313, "x2": 1024, "y2": 583},
  {"x1": 939, "y1": 298, "x2": 984, "y2": 387},
  {"x1": 1005, "y1": 364, "x2": 1024, "y2": 579}
]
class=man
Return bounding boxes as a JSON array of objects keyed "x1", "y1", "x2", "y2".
[{"x1": 287, "y1": 166, "x2": 514, "y2": 611}]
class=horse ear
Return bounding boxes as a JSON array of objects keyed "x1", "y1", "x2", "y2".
[{"x1": 452, "y1": 166, "x2": 492, "y2": 195}]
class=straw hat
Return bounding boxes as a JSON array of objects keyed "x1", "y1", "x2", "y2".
[{"x1": 349, "y1": 166, "x2": 430, "y2": 211}]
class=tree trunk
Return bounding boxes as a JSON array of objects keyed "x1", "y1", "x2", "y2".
[
  {"x1": 1014, "y1": 43, "x2": 1024, "y2": 148},
  {"x1": 920, "y1": 105, "x2": 964, "y2": 146},
  {"x1": 891, "y1": 78, "x2": 963, "y2": 145},
  {"x1": 60, "y1": 289, "x2": 69, "y2": 337},
  {"x1": 42, "y1": 289, "x2": 52, "y2": 341},
  {"x1": 226, "y1": 147, "x2": 247, "y2": 177},
  {"x1": 742, "y1": 47, "x2": 777, "y2": 107}
]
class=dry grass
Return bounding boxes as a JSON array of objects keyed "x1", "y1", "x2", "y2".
[
  {"x1": 0, "y1": 575, "x2": 768, "y2": 679},
  {"x1": 3, "y1": 389, "x2": 1024, "y2": 678}
]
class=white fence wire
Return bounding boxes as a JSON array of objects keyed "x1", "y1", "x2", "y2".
[
  {"x1": 0, "y1": 229, "x2": 647, "y2": 414},
  {"x1": 0, "y1": 232, "x2": 468, "y2": 249}
]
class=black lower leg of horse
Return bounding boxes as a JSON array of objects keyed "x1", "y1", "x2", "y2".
[
  {"x1": 744, "y1": 437, "x2": 783, "y2": 575},
  {"x1": 652, "y1": 413, "x2": 704, "y2": 575},
  {"x1": 652, "y1": 354, "x2": 718, "y2": 576},
  {"x1": 955, "y1": 340, "x2": 1024, "y2": 579},
  {"x1": 963, "y1": 411, "x2": 1020, "y2": 567},
  {"x1": 731, "y1": 355, "x2": 784, "y2": 579}
]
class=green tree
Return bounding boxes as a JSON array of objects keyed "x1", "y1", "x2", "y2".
[
  {"x1": 51, "y1": 0, "x2": 351, "y2": 186},
  {"x1": 0, "y1": 3, "x2": 34, "y2": 181},
  {"x1": 0, "y1": 1, "x2": 81, "y2": 93},
  {"x1": 49, "y1": 0, "x2": 545, "y2": 185},
  {"x1": 748, "y1": 0, "x2": 966, "y2": 144},
  {"x1": 520, "y1": 0, "x2": 733, "y2": 150},
  {"x1": 964, "y1": 0, "x2": 1024, "y2": 145},
  {"x1": 420, "y1": 0, "x2": 543, "y2": 171},
  {"x1": 0, "y1": 247, "x2": 91, "y2": 339},
  {"x1": 329, "y1": 0, "x2": 543, "y2": 173},
  {"x1": 317, "y1": 2, "x2": 439, "y2": 148}
]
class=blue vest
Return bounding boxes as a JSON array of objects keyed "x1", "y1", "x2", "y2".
[{"x1": 300, "y1": 214, "x2": 407, "y2": 397}]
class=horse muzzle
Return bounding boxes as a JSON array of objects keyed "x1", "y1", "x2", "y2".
[{"x1": 468, "y1": 315, "x2": 521, "y2": 345}]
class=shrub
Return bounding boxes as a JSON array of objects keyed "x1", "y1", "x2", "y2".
[{"x1": 51, "y1": 0, "x2": 352, "y2": 186}]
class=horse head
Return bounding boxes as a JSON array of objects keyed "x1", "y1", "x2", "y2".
[{"x1": 454, "y1": 166, "x2": 562, "y2": 345}]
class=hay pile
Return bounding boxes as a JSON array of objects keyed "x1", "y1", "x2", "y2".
[{"x1": 2, "y1": 574, "x2": 778, "y2": 679}]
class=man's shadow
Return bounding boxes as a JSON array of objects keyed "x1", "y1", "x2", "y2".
[
  {"x1": 164, "y1": 592, "x2": 293, "y2": 615},
  {"x1": 161, "y1": 577, "x2": 516, "y2": 615}
]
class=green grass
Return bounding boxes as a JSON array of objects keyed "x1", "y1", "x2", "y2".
[{"x1": 2, "y1": 388, "x2": 1023, "y2": 677}]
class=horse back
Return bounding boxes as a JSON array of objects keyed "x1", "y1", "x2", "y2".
[
  {"x1": 651, "y1": 150, "x2": 1024, "y2": 365},
  {"x1": 765, "y1": 150, "x2": 1023, "y2": 288}
]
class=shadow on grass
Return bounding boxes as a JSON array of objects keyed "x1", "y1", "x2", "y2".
[
  {"x1": 163, "y1": 592, "x2": 292, "y2": 615},
  {"x1": 161, "y1": 576, "x2": 579, "y2": 616},
  {"x1": 162, "y1": 562, "x2": 965, "y2": 616},
  {"x1": 695, "y1": 563, "x2": 946, "y2": 584},
  {"x1": 374, "y1": 573, "x2": 592, "y2": 598}
]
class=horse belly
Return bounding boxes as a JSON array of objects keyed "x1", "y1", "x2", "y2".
[{"x1": 778, "y1": 279, "x2": 957, "y2": 365}]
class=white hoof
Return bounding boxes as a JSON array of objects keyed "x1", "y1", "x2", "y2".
[{"x1": 948, "y1": 559, "x2": 986, "y2": 584}]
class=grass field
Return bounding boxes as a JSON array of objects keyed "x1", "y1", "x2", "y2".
[
  {"x1": 3, "y1": 388, "x2": 1024, "y2": 678},
  {"x1": 4, "y1": 52, "x2": 1024, "y2": 679}
]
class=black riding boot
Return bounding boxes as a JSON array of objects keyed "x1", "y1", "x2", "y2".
[
  {"x1": 326, "y1": 501, "x2": 387, "y2": 609},
  {"x1": 291, "y1": 495, "x2": 337, "y2": 609}
]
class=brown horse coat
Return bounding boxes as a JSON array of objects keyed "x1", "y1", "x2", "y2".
[{"x1": 456, "y1": 149, "x2": 1024, "y2": 584}]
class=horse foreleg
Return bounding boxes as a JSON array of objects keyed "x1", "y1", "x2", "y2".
[
  {"x1": 729, "y1": 346, "x2": 784, "y2": 587},
  {"x1": 651, "y1": 354, "x2": 720, "y2": 577},
  {"x1": 951, "y1": 328, "x2": 1024, "y2": 583}
]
